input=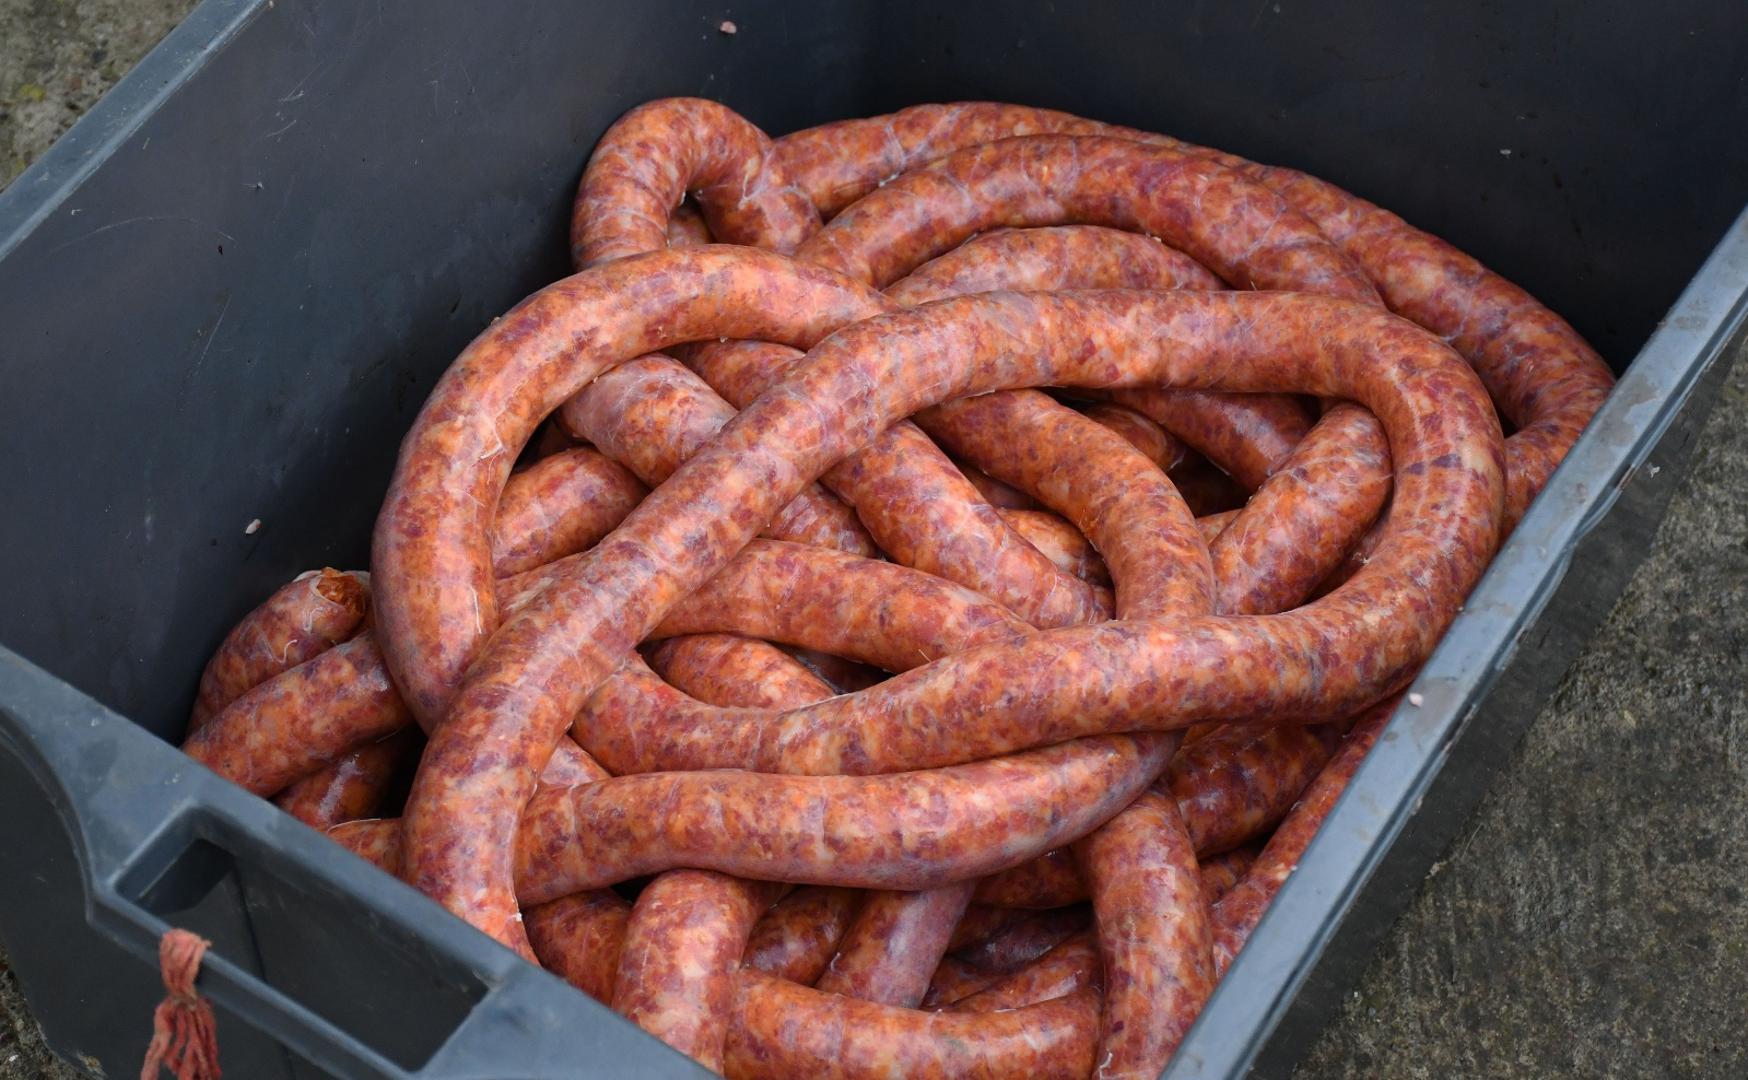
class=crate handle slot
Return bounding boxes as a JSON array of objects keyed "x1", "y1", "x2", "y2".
[{"x1": 0, "y1": 645, "x2": 705, "y2": 1078}]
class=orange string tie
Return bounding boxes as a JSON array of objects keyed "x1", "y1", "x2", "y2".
[{"x1": 140, "y1": 928, "x2": 221, "y2": 1080}]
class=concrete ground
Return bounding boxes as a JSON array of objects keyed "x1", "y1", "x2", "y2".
[{"x1": 1, "y1": 3, "x2": 1743, "y2": 1078}]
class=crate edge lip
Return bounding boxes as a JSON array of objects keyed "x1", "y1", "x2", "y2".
[{"x1": 0, "y1": 0, "x2": 267, "y2": 262}]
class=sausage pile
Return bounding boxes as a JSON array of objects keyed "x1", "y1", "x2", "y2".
[{"x1": 182, "y1": 98, "x2": 1614, "y2": 1078}]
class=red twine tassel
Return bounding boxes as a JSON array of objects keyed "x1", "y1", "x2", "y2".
[{"x1": 141, "y1": 929, "x2": 221, "y2": 1080}]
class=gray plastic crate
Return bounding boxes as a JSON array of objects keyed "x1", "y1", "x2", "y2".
[{"x1": 1, "y1": 1, "x2": 1744, "y2": 1076}]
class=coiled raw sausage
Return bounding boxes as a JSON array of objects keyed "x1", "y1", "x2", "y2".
[
  {"x1": 814, "y1": 883, "x2": 976, "y2": 1008},
  {"x1": 275, "y1": 728, "x2": 417, "y2": 830},
  {"x1": 572, "y1": 98, "x2": 818, "y2": 268},
  {"x1": 724, "y1": 972, "x2": 1098, "y2": 1080},
  {"x1": 557, "y1": 354, "x2": 876, "y2": 556},
  {"x1": 612, "y1": 631, "x2": 830, "y2": 1068},
  {"x1": 948, "y1": 931, "x2": 1101, "y2": 1014},
  {"x1": 490, "y1": 447, "x2": 648, "y2": 577},
  {"x1": 741, "y1": 886, "x2": 861, "y2": 985},
  {"x1": 1212, "y1": 696, "x2": 1399, "y2": 974},
  {"x1": 564, "y1": 290, "x2": 1502, "y2": 777},
  {"x1": 774, "y1": 101, "x2": 1611, "y2": 522},
  {"x1": 189, "y1": 568, "x2": 367, "y2": 729}
]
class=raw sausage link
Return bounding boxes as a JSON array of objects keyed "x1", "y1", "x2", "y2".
[
  {"x1": 1111, "y1": 386, "x2": 1315, "y2": 492},
  {"x1": 891, "y1": 223, "x2": 1312, "y2": 486},
  {"x1": 576, "y1": 533, "x2": 1035, "y2": 773},
  {"x1": 970, "y1": 721, "x2": 1342, "y2": 911},
  {"x1": 742, "y1": 886, "x2": 862, "y2": 985},
  {"x1": 666, "y1": 199, "x2": 713, "y2": 247},
  {"x1": 1199, "y1": 845, "x2": 1261, "y2": 907},
  {"x1": 525, "y1": 891, "x2": 633, "y2": 1003},
  {"x1": 557, "y1": 353, "x2": 876, "y2": 556},
  {"x1": 572, "y1": 98, "x2": 817, "y2": 268},
  {"x1": 183, "y1": 633, "x2": 409, "y2": 797},
  {"x1": 814, "y1": 883, "x2": 976, "y2": 1008},
  {"x1": 189, "y1": 555, "x2": 619, "y2": 799},
  {"x1": 944, "y1": 905, "x2": 1033, "y2": 954},
  {"x1": 777, "y1": 102, "x2": 1612, "y2": 522},
  {"x1": 973, "y1": 848, "x2": 1084, "y2": 909},
  {"x1": 376, "y1": 248, "x2": 888, "y2": 953},
  {"x1": 515, "y1": 734, "x2": 1175, "y2": 902},
  {"x1": 885, "y1": 224, "x2": 1222, "y2": 303},
  {"x1": 895, "y1": 227, "x2": 1225, "y2": 1077},
  {"x1": 189, "y1": 568, "x2": 368, "y2": 730},
  {"x1": 797, "y1": 135, "x2": 1380, "y2": 302},
  {"x1": 954, "y1": 460, "x2": 1039, "y2": 510},
  {"x1": 490, "y1": 447, "x2": 648, "y2": 577},
  {"x1": 526, "y1": 418, "x2": 578, "y2": 462},
  {"x1": 649, "y1": 632, "x2": 839, "y2": 715},
  {"x1": 1209, "y1": 403, "x2": 1392, "y2": 616},
  {"x1": 673, "y1": 339, "x2": 799, "y2": 409},
  {"x1": 1197, "y1": 509, "x2": 1240, "y2": 545},
  {"x1": 189, "y1": 565, "x2": 389, "y2": 826},
  {"x1": 679, "y1": 338, "x2": 1110, "y2": 629},
  {"x1": 948, "y1": 931, "x2": 1101, "y2": 1014},
  {"x1": 1168, "y1": 722, "x2": 1345, "y2": 856},
  {"x1": 400, "y1": 284, "x2": 1498, "y2": 946},
  {"x1": 916, "y1": 389, "x2": 1213, "y2": 620},
  {"x1": 996, "y1": 508, "x2": 1110, "y2": 587},
  {"x1": 1072, "y1": 789, "x2": 1212, "y2": 1077},
  {"x1": 562, "y1": 290, "x2": 1503, "y2": 779},
  {"x1": 782, "y1": 646, "x2": 886, "y2": 694},
  {"x1": 274, "y1": 728, "x2": 418, "y2": 830},
  {"x1": 723, "y1": 972, "x2": 1098, "y2": 1080},
  {"x1": 831, "y1": 419, "x2": 1112, "y2": 627},
  {"x1": 327, "y1": 816, "x2": 401, "y2": 872},
  {"x1": 648, "y1": 634, "x2": 835, "y2": 709},
  {"x1": 952, "y1": 905, "x2": 1090, "y2": 975},
  {"x1": 1212, "y1": 695, "x2": 1399, "y2": 973},
  {"x1": 648, "y1": 540, "x2": 1033, "y2": 673},
  {"x1": 372, "y1": 246, "x2": 885, "y2": 729},
  {"x1": 612, "y1": 872, "x2": 788, "y2": 1071},
  {"x1": 613, "y1": 627, "x2": 831, "y2": 1068},
  {"x1": 918, "y1": 956, "x2": 1001, "y2": 1010},
  {"x1": 1078, "y1": 401, "x2": 1189, "y2": 473}
]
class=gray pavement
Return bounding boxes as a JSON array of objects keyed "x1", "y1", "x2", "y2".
[{"x1": 1, "y1": 3, "x2": 1743, "y2": 1078}]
